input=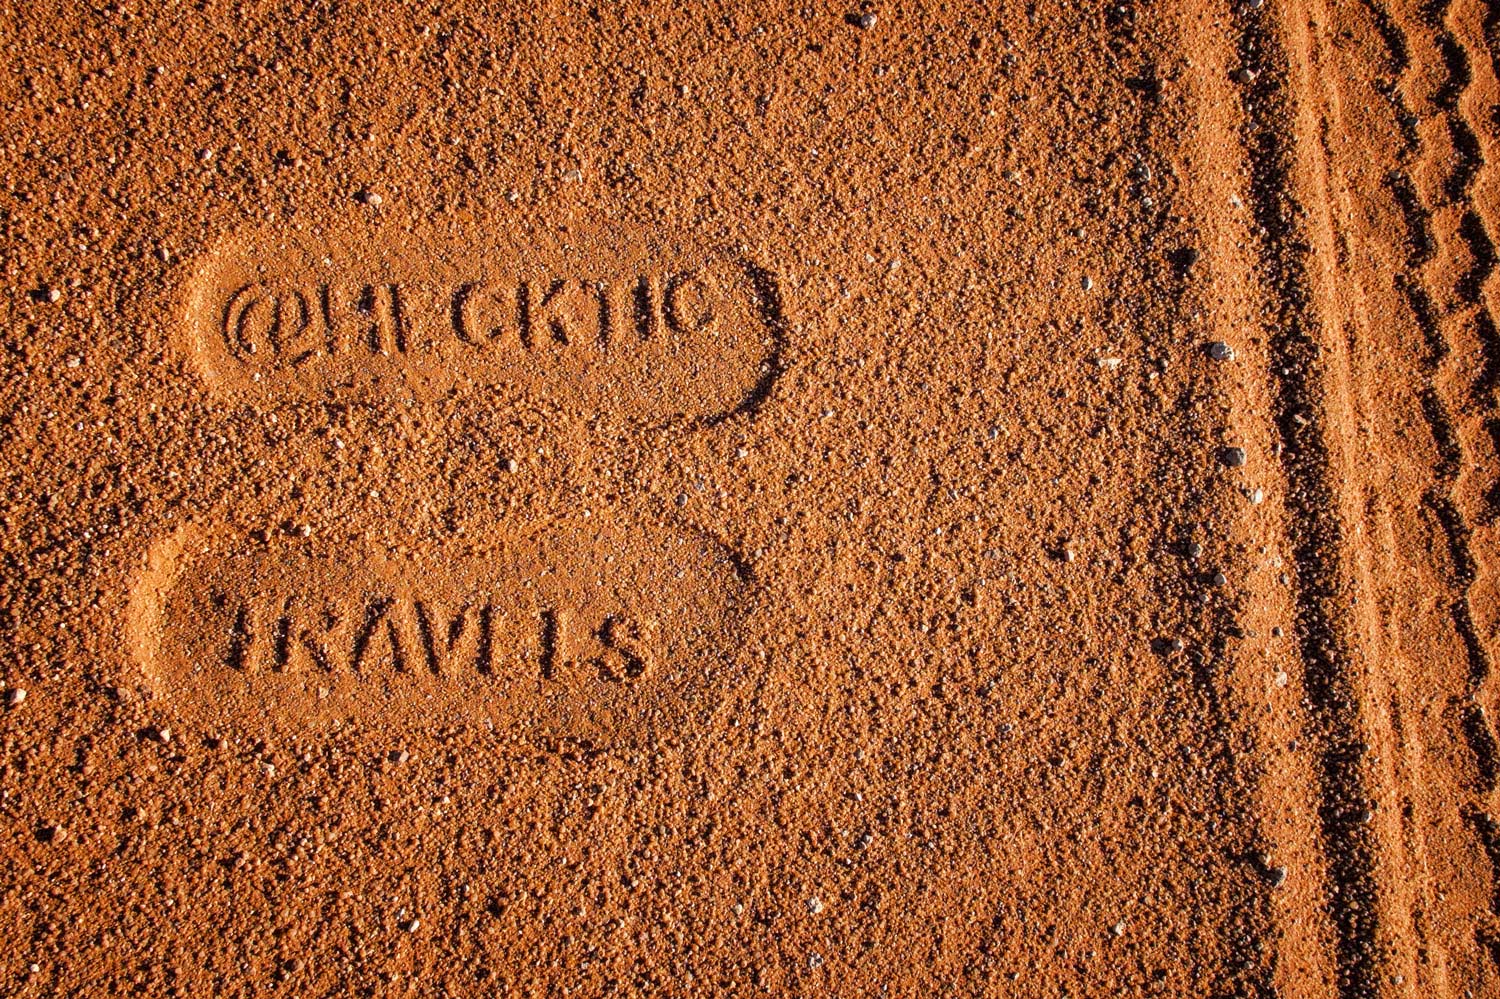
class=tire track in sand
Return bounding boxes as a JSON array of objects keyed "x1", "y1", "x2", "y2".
[
  {"x1": 1233, "y1": 4, "x2": 1382, "y2": 994},
  {"x1": 1366, "y1": 0, "x2": 1500, "y2": 970}
]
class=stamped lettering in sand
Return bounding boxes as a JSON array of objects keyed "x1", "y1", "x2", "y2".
[
  {"x1": 127, "y1": 515, "x2": 748, "y2": 743},
  {"x1": 180, "y1": 222, "x2": 785, "y2": 424}
]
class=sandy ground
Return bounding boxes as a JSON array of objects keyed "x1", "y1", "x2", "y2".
[{"x1": 2, "y1": 0, "x2": 1500, "y2": 995}]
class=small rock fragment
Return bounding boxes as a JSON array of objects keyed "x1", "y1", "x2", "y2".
[
  {"x1": 5, "y1": 688, "x2": 25, "y2": 707},
  {"x1": 807, "y1": 896, "x2": 824, "y2": 915},
  {"x1": 1219, "y1": 446, "x2": 1248, "y2": 468},
  {"x1": 854, "y1": 11, "x2": 877, "y2": 29},
  {"x1": 1207, "y1": 341, "x2": 1235, "y2": 361}
]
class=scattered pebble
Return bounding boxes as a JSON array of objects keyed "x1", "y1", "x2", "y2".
[
  {"x1": 5, "y1": 688, "x2": 25, "y2": 707},
  {"x1": 44, "y1": 287, "x2": 61, "y2": 303},
  {"x1": 853, "y1": 12, "x2": 877, "y2": 29},
  {"x1": 1265, "y1": 865, "x2": 1288, "y2": 888},
  {"x1": 1211, "y1": 571, "x2": 1227, "y2": 587},
  {"x1": 1219, "y1": 446, "x2": 1248, "y2": 468},
  {"x1": 1248, "y1": 487, "x2": 1265, "y2": 505},
  {"x1": 1081, "y1": 275, "x2": 1094, "y2": 292},
  {"x1": 391, "y1": 749, "x2": 411, "y2": 764},
  {"x1": 1207, "y1": 341, "x2": 1235, "y2": 361},
  {"x1": 807, "y1": 896, "x2": 824, "y2": 915},
  {"x1": 358, "y1": 190, "x2": 383, "y2": 206},
  {"x1": 502, "y1": 458, "x2": 518, "y2": 473},
  {"x1": 149, "y1": 726, "x2": 172, "y2": 744},
  {"x1": 1110, "y1": 920, "x2": 1126, "y2": 937},
  {"x1": 1185, "y1": 541, "x2": 1204, "y2": 560},
  {"x1": 37, "y1": 823, "x2": 66, "y2": 843},
  {"x1": 401, "y1": 918, "x2": 420, "y2": 933}
]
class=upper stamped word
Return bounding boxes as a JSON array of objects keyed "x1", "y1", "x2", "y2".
[{"x1": 180, "y1": 221, "x2": 785, "y2": 423}]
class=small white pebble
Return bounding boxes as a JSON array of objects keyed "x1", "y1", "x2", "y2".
[{"x1": 5, "y1": 688, "x2": 25, "y2": 707}]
